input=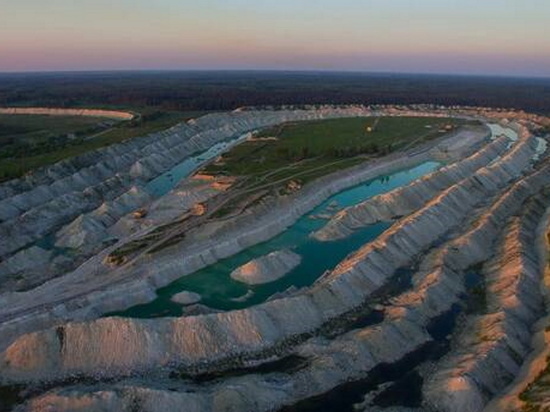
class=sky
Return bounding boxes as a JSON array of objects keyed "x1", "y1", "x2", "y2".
[{"x1": 1, "y1": 0, "x2": 549, "y2": 76}]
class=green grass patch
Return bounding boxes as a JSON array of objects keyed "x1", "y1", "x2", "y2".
[
  {"x1": 196, "y1": 116, "x2": 468, "y2": 221},
  {"x1": 0, "y1": 114, "x2": 104, "y2": 140},
  {"x1": 203, "y1": 116, "x2": 464, "y2": 179}
]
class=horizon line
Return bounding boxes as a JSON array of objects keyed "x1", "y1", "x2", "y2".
[{"x1": 0, "y1": 68, "x2": 549, "y2": 80}]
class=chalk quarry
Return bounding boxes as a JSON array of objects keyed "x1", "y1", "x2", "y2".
[{"x1": 0, "y1": 105, "x2": 549, "y2": 412}]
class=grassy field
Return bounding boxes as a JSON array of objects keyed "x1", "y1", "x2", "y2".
[
  {"x1": 0, "y1": 114, "x2": 105, "y2": 140},
  {"x1": 196, "y1": 116, "x2": 468, "y2": 220},
  {"x1": 203, "y1": 116, "x2": 464, "y2": 179},
  {"x1": 0, "y1": 109, "x2": 212, "y2": 181}
]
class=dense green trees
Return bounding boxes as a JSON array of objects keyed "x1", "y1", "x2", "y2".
[{"x1": 0, "y1": 72, "x2": 548, "y2": 114}]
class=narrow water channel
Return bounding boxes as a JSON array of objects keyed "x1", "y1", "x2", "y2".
[
  {"x1": 145, "y1": 132, "x2": 251, "y2": 197},
  {"x1": 28, "y1": 133, "x2": 252, "y2": 253},
  {"x1": 117, "y1": 161, "x2": 441, "y2": 317}
]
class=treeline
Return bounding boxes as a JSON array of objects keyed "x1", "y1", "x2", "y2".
[{"x1": 0, "y1": 71, "x2": 549, "y2": 114}]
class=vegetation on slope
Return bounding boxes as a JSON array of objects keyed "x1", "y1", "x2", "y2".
[{"x1": 0, "y1": 109, "x2": 212, "y2": 181}]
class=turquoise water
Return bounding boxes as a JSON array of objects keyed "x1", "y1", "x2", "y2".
[
  {"x1": 145, "y1": 133, "x2": 250, "y2": 198},
  {"x1": 30, "y1": 133, "x2": 251, "y2": 253},
  {"x1": 117, "y1": 161, "x2": 440, "y2": 318}
]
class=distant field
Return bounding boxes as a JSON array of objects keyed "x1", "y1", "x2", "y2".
[
  {"x1": 0, "y1": 114, "x2": 105, "y2": 139},
  {"x1": 0, "y1": 109, "x2": 212, "y2": 181},
  {"x1": 203, "y1": 116, "x2": 466, "y2": 179}
]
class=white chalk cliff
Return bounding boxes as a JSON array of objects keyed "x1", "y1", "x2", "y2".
[{"x1": 0, "y1": 106, "x2": 548, "y2": 412}]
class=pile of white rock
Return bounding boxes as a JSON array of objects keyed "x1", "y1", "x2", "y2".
[{"x1": 230, "y1": 250, "x2": 301, "y2": 285}]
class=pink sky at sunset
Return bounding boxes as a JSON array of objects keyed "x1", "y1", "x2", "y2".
[{"x1": 1, "y1": 0, "x2": 549, "y2": 76}]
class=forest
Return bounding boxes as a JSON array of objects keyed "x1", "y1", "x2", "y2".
[{"x1": 0, "y1": 71, "x2": 549, "y2": 114}]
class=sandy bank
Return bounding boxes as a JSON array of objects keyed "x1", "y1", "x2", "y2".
[{"x1": 0, "y1": 107, "x2": 135, "y2": 120}]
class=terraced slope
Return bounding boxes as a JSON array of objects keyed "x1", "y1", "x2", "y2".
[
  {"x1": 313, "y1": 135, "x2": 511, "y2": 241},
  {"x1": 0, "y1": 106, "x2": 548, "y2": 412},
  {"x1": 0, "y1": 107, "x2": 385, "y2": 291}
]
